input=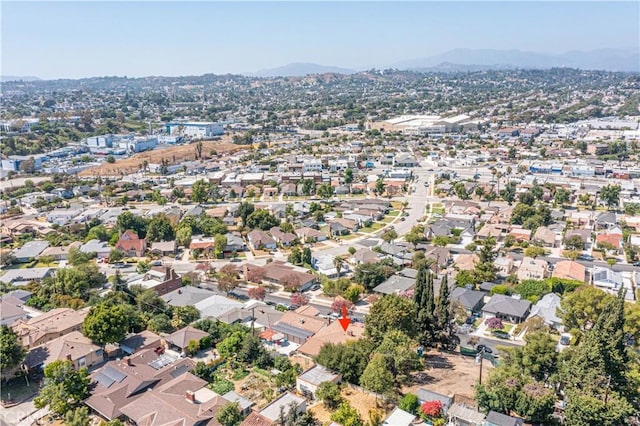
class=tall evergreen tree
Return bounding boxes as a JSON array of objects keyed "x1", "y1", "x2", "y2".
[
  {"x1": 435, "y1": 275, "x2": 451, "y2": 343},
  {"x1": 415, "y1": 267, "x2": 436, "y2": 346}
]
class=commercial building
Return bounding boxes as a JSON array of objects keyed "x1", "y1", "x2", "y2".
[{"x1": 166, "y1": 122, "x2": 224, "y2": 138}]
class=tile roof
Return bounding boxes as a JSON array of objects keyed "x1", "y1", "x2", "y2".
[{"x1": 297, "y1": 321, "x2": 364, "y2": 357}]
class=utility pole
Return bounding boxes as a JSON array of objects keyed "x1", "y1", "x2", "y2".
[{"x1": 477, "y1": 349, "x2": 485, "y2": 385}]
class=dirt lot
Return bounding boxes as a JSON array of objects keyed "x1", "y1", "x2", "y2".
[
  {"x1": 403, "y1": 349, "x2": 492, "y2": 400},
  {"x1": 310, "y1": 386, "x2": 390, "y2": 425},
  {"x1": 79, "y1": 137, "x2": 244, "y2": 176}
]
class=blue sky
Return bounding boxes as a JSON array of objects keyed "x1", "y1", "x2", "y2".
[{"x1": 2, "y1": 1, "x2": 639, "y2": 79}]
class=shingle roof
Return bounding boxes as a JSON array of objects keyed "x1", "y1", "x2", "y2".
[{"x1": 482, "y1": 295, "x2": 531, "y2": 318}]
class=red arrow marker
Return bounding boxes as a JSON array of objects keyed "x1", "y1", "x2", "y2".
[{"x1": 338, "y1": 305, "x2": 351, "y2": 332}]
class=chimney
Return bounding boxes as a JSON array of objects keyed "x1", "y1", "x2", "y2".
[
  {"x1": 66, "y1": 354, "x2": 72, "y2": 361},
  {"x1": 185, "y1": 390, "x2": 196, "y2": 403},
  {"x1": 124, "y1": 357, "x2": 132, "y2": 366}
]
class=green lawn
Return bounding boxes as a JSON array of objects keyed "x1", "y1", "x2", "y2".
[
  {"x1": 1, "y1": 377, "x2": 39, "y2": 404},
  {"x1": 388, "y1": 210, "x2": 401, "y2": 217},
  {"x1": 340, "y1": 233, "x2": 359, "y2": 240},
  {"x1": 359, "y1": 223, "x2": 385, "y2": 233},
  {"x1": 381, "y1": 216, "x2": 396, "y2": 223}
]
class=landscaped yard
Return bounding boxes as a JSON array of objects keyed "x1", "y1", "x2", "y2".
[
  {"x1": 359, "y1": 223, "x2": 384, "y2": 233},
  {"x1": 1, "y1": 377, "x2": 40, "y2": 406},
  {"x1": 388, "y1": 210, "x2": 401, "y2": 217},
  {"x1": 381, "y1": 216, "x2": 396, "y2": 223},
  {"x1": 310, "y1": 386, "x2": 390, "y2": 425}
]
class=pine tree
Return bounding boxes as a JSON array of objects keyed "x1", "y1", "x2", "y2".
[
  {"x1": 436, "y1": 275, "x2": 451, "y2": 343},
  {"x1": 415, "y1": 268, "x2": 436, "y2": 346}
]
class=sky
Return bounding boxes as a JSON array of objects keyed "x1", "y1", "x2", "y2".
[{"x1": 2, "y1": 1, "x2": 639, "y2": 79}]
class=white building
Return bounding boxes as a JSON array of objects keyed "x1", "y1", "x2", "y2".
[{"x1": 166, "y1": 122, "x2": 224, "y2": 139}]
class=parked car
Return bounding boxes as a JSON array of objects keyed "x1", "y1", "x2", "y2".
[
  {"x1": 559, "y1": 333, "x2": 572, "y2": 346},
  {"x1": 310, "y1": 283, "x2": 321, "y2": 291},
  {"x1": 476, "y1": 344, "x2": 493, "y2": 354},
  {"x1": 492, "y1": 330, "x2": 510, "y2": 339},
  {"x1": 578, "y1": 254, "x2": 594, "y2": 261},
  {"x1": 288, "y1": 304, "x2": 300, "y2": 311},
  {"x1": 113, "y1": 263, "x2": 126, "y2": 269}
]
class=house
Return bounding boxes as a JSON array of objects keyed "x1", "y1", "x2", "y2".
[
  {"x1": 247, "y1": 230, "x2": 277, "y2": 251},
  {"x1": 517, "y1": 257, "x2": 548, "y2": 281},
  {"x1": 373, "y1": 274, "x2": 415, "y2": 295},
  {"x1": 119, "y1": 330, "x2": 162, "y2": 355},
  {"x1": 594, "y1": 211, "x2": 617, "y2": 230},
  {"x1": 0, "y1": 267, "x2": 54, "y2": 286},
  {"x1": 295, "y1": 227, "x2": 326, "y2": 243},
  {"x1": 382, "y1": 407, "x2": 416, "y2": 426},
  {"x1": 51, "y1": 187, "x2": 74, "y2": 199},
  {"x1": 161, "y1": 286, "x2": 217, "y2": 307},
  {"x1": 12, "y1": 240, "x2": 50, "y2": 263},
  {"x1": 552, "y1": 260, "x2": 587, "y2": 283},
  {"x1": 240, "y1": 412, "x2": 272, "y2": 426},
  {"x1": 194, "y1": 295, "x2": 244, "y2": 320},
  {"x1": 485, "y1": 411, "x2": 524, "y2": 426},
  {"x1": 494, "y1": 256, "x2": 514, "y2": 277},
  {"x1": 297, "y1": 321, "x2": 364, "y2": 358},
  {"x1": 165, "y1": 326, "x2": 210, "y2": 353},
  {"x1": 455, "y1": 254, "x2": 480, "y2": 272},
  {"x1": 12, "y1": 307, "x2": 89, "y2": 349},
  {"x1": 0, "y1": 295, "x2": 30, "y2": 326},
  {"x1": 259, "y1": 392, "x2": 306, "y2": 422},
  {"x1": 417, "y1": 388, "x2": 453, "y2": 415},
  {"x1": 296, "y1": 365, "x2": 341, "y2": 399},
  {"x1": 247, "y1": 261, "x2": 317, "y2": 291},
  {"x1": 528, "y1": 293, "x2": 563, "y2": 330},
  {"x1": 269, "y1": 310, "x2": 326, "y2": 345},
  {"x1": 84, "y1": 349, "x2": 196, "y2": 421},
  {"x1": 127, "y1": 267, "x2": 182, "y2": 296},
  {"x1": 222, "y1": 391, "x2": 255, "y2": 416},
  {"x1": 596, "y1": 233, "x2": 623, "y2": 254},
  {"x1": 225, "y1": 233, "x2": 247, "y2": 252},
  {"x1": 80, "y1": 239, "x2": 111, "y2": 259},
  {"x1": 446, "y1": 403, "x2": 486, "y2": 426},
  {"x1": 39, "y1": 242, "x2": 82, "y2": 261},
  {"x1": 24, "y1": 331, "x2": 103, "y2": 371},
  {"x1": 592, "y1": 266, "x2": 623, "y2": 291},
  {"x1": 350, "y1": 248, "x2": 380, "y2": 265},
  {"x1": 450, "y1": 287, "x2": 485, "y2": 315},
  {"x1": 150, "y1": 240, "x2": 177, "y2": 256},
  {"x1": 533, "y1": 226, "x2": 557, "y2": 247},
  {"x1": 115, "y1": 230, "x2": 147, "y2": 257},
  {"x1": 482, "y1": 295, "x2": 531, "y2": 324},
  {"x1": 270, "y1": 227, "x2": 298, "y2": 247}
]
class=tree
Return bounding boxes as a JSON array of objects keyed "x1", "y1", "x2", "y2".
[
  {"x1": 214, "y1": 233, "x2": 227, "y2": 258},
  {"x1": 421, "y1": 400, "x2": 443, "y2": 418},
  {"x1": 302, "y1": 247, "x2": 312, "y2": 265},
  {"x1": 333, "y1": 256, "x2": 345, "y2": 277},
  {"x1": 524, "y1": 246, "x2": 546, "y2": 258},
  {"x1": 559, "y1": 286, "x2": 615, "y2": 333},
  {"x1": 564, "y1": 234, "x2": 585, "y2": 251},
  {"x1": 398, "y1": 393, "x2": 419, "y2": 414},
  {"x1": 82, "y1": 304, "x2": 129, "y2": 345},
  {"x1": 34, "y1": 360, "x2": 90, "y2": 415},
  {"x1": 192, "y1": 179, "x2": 210, "y2": 203},
  {"x1": 116, "y1": 211, "x2": 147, "y2": 238},
  {"x1": 554, "y1": 187, "x2": 571, "y2": 206},
  {"x1": 361, "y1": 353, "x2": 394, "y2": 396},
  {"x1": 176, "y1": 225, "x2": 192, "y2": 247},
  {"x1": 435, "y1": 275, "x2": 452, "y2": 345},
  {"x1": 381, "y1": 229, "x2": 397, "y2": 243},
  {"x1": 375, "y1": 178, "x2": 385, "y2": 196},
  {"x1": 353, "y1": 261, "x2": 394, "y2": 290},
  {"x1": 474, "y1": 237, "x2": 497, "y2": 283},
  {"x1": 599, "y1": 184, "x2": 621, "y2": 209},
  {"x1": 136, "y1": 260, "x2": 151, "y2": 274},
  {"x1": 516, "y1": 332, "x2": 558, "y2": 382},
  {"x1": 146, "y1": 213, "x2": 175, "y2": 243},
  {"x1": 291, "y1": 292, "x2": 309, "y2": 306},
  {"x1": 317, "y1": 183, "x2": 334, "y2": 199},
  {"x1": 414, "y1": 267, "x2": 436, "y2": 346},
  {"x1": 64, "y1": 406, "x2": 91, "y2": 426},
  {"x1": 331, "y1": 401, "x2": 364, "y2": 426},
  {"x1": 237, "y1": 202, "x2": 255, "y2": 225},
  {"x1": 331, "y1": 296, "x2": 353, "y2": 314},
  {"x1": 344, "y1": 284, "x2": 364, "y2": 304},
  {"x1": 217, "y1": 264, "x2": 239, "y2": 294},
  {"x1": 344, "y1": 168, "x2": 354, "y2": 184},
  {"x1": 315, "y1": 340, "x2": 376, "y2": 385},
  {"x1": 246, "y1": 209, "x2": 279, "y2": 230},
  {"x1": 216, "y1": 402, "x2": 242, "y2": 426},
  {"x1": 365, "y1": 294, "x2": 417, "y2": 343},
  {"x1": 147, "y1": 314, "x2": 173, "y2": 333},
  {"x1": 374, "y1": 330, "x2": 421, "y2": 385},
  {"x1": 248, "y1": 286, "x2": 266, "y2": 300},
  {"x1": 485, "y1": 317, "x2": 504, "y2": 330},
  {"x1": 316, "y1": 381, "x2": 342, "y2": 409},
  {"x1": 0, "y1": 325, "x2": 26, "y2": 374}
]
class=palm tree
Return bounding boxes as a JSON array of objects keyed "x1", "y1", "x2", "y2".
[{"x1": 333, "y1": 256, "x2": 345, "y2": 278}]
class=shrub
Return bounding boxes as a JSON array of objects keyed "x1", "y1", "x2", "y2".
[{"x1": 485, "y1": 317, "x2": 504, "y2": 330}]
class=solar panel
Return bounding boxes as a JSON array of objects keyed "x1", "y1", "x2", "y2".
[
  {"x1": 95, "y1": 372, "x2": 115, "y2": 388},
  {"x1": 103, "y1": 366, "x2": 127, "y2": 383},
  {"x1": 272, "y1": 323, "x2": 314, "y2": 340}
]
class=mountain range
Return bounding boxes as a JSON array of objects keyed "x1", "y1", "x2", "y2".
[
  {"x1": 249, "y1": 48, "x2": 639, "y2": 77},
  {"x1": 1, "y1": 75, "x2": 42, "y2": 82}
]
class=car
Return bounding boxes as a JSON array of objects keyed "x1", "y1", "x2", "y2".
[
  {"x1": 578, "y1": 254, "x2": 594, "y2": 262},
  {"x1": 492, "y1": 330, "x2": 510, "y2": 339},
  {"x1": 476, "y1": 344, "x2": 493, "y2": 354},
  {"x1": 633, "y1": 261, "x2": 640, "y2": 267},
  {"x1": 465, "y1": 316, "x2": 474, "y2": 325},
  {"x1": 310, "y1": 283, "x2": 321, "y2": 291},
  {"x1": 559, "y1": 333, "x2": 571, "y2": 346},
  {"x1": 230, "y1": 257, "x2": 241, "y2": 262},
  {"x1": 265, "y1": 300, "x2": 276, "y2": 306},
  {"x1": 288, "y1": 304, "x2": 300, "y2": 311},
  {"x1": 113, "y1": 263, "x2": 126, "y2": 269},
  {"x1": 150, "y1": 260, "x2": 162, "y2": 266}
]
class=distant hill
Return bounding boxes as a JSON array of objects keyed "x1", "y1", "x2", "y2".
[
  {"x1": 391, "y1": 48, "x2": 640, "y2": 72},
  {"x1": 251, "y1": 62, "x2": 358, "y2": 77},
  {"x1": 1, "y1": 75, "x2": 41, "y2": 82}
]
